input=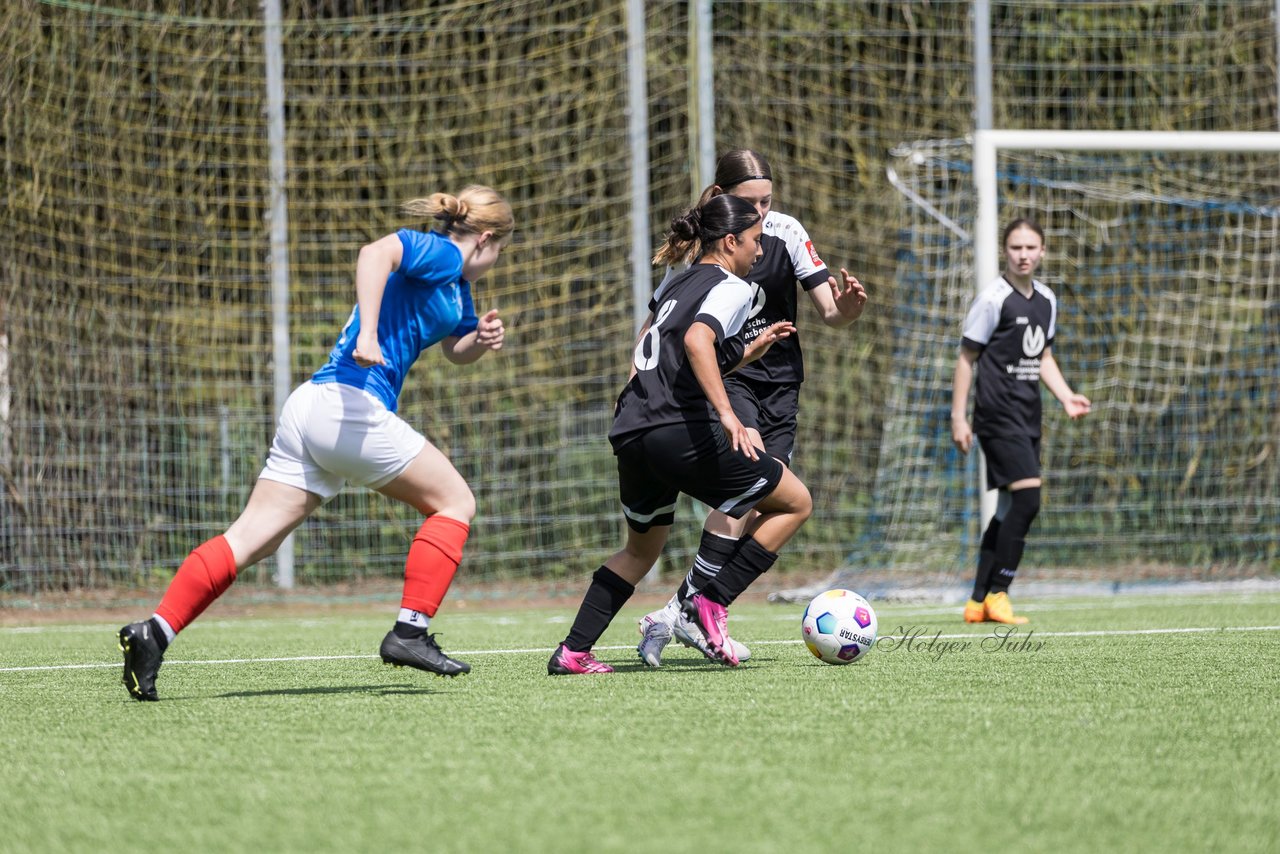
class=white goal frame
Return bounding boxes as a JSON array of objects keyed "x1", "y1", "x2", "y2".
[{"x1": 971, "y1": 129, "x2": 1280, "y2": 527}]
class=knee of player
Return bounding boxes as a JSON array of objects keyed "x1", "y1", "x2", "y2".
[
  {"x1": 620, "y1": 535, "x2": 664, "y2": 568},
  {"x1": 437, "y1": 484, "x2": 477, "y2": 523},
  {"x1": 797, "y1": 487, "x2": 814, "y2": 520},
  {"x1": 1012, "y1": 485, "x2": 1041, "y2": 518},
  {"x1": 786, "y1": 479, "x2": 814, "y2": 520}
]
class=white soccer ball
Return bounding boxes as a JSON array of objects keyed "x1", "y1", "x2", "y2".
[{"x1": 801, "y1": 589, "x2": 878, "y2": 665}]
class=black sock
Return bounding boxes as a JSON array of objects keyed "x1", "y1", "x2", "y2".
[
  {"x1": 393, "y1": 621, "x2": 426, "y2": 640},
  {"x1": 988, "y1": 487, "x2": 1040, "y2": 594},
  {"x1": 148, "y1": 617, "x2": 170, "y2": 653},
  {"x1": 971, "y1": 551, "x2": 997, "y2": 602},
  {"x1": 563, "y1": 566, "x2": 636, "y2": 652},
  {"x1": 702, "y1": 537, "x2": 778, "y2": 607},
  {"x1": 971, "y1": 518, "x2": 1001, "y2": 601},
  {"x1": 677, "y1": 529, "x2": 740, "y2": 601}
]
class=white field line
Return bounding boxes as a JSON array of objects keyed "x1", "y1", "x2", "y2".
[
  {"x1": 2, "y1": 624, "x2": 1279, "y2": 674},
  {"x1": 7, "y1": 591, "x2": 1280, "y2": 636}
]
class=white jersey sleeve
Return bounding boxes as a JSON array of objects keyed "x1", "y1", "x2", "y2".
[
  {"x1": 961, "y1": 278, "x2": 1012, "y2": 347},
  {"x1": 770, "y1": 211, "x2": 828, "y2": 287},
  {"x1": 695, "y1": 274, "x2": 753, "y2": 340}
]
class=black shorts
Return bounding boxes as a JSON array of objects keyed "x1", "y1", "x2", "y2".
[
  {"x1": 614, "y1": 421, "x2": 785, "y2": 533},
  {"x1": 724, "y1": 375, "x2": 800, "y2": 464},
  {"x1": 978, "y1": 434, "x2": 1041, "y2": 490}
]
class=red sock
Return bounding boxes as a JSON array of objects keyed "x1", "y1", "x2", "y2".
[
  {"x1": 155, "y1": 535, "x2": 238, "y2": 634},
  {"x1": 401, "y1": 516, "x2": 470, "y2": 617}
]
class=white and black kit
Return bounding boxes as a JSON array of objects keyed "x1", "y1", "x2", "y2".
[
  {"x1": 961, "y1": 275, "x2": 1058, "y2": 488},
  {"x1": 609, "y1": 264, "x2": 784, "y2": 532},
  {"x1": 685, "y1": 210, "x2": 831, "y2": 463}
]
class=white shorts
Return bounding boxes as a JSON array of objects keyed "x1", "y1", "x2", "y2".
[{"x1": 258, "y1": 381, "x2": 427, "y2": 500}]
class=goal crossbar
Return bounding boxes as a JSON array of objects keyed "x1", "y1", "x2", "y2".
[{"x1": 974, "y1": 129, "x2": 1280, "y2": 287}]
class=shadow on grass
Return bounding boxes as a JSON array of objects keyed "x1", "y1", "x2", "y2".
[
  {"x1": 604, "y1": 655, "x2": 777, "y2": 674},
  {"x1": 211, "y1": 683, "x2": 440, "y2": 699}
]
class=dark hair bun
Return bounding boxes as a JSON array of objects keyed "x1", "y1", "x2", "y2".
[{"x1": 669, "y1": 208, "x2": 701, "y2": 241}]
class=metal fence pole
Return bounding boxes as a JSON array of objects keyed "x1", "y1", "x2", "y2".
[{"x1": 263, "y1": 0, "x2": 294, "y2": 588}]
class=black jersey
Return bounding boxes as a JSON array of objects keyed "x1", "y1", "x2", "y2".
[
  {"x1": 734, "y1": 210, "x2": 830, "y2": 384},
  {"x1": 961, "y1": 276, "x2": 1058, "y2": 438},
  {"x1": 609, "y1": 264, "x2": 753, "y2": 449}
]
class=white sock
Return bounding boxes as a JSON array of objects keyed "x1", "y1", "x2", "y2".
[
  {"x1": 663, "y1": 594, "x2": 683, "y2": 620},
  {"x1": 151, "y1": 613, "x2": 176, "y2": 644},
  {"x1": 398, "y1": 608, "x2": 429, "y2": 629}
]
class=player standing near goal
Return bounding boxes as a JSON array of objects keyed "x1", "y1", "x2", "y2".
[
  {"x1": 635, "y1": 149, "x2": 867, "y2": 666},
  {"x1": 118, "y1": 186, "x2": 514, "y2": 701},
  {"x1": 951, "y1": 217, "x2": 1091, "y2": 624},
  {"x1": 547, "y1": 193, "x2": 811, "y2": 674}
]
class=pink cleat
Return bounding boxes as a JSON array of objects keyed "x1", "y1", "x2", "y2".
[
  {"x1": 547, "y1": 643, "x2": 615, "y2": 675},
  {"x1": 682, "y1": 594, "x2": 739, "y2": 666}
]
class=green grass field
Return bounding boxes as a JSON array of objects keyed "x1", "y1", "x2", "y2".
[{"x1": 3, "y1": 591, "x2": 1278, "y2": 853}]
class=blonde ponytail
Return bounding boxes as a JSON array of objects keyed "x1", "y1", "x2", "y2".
[{"x1": 401, "y1": 185, "x2": 514, "y2": 241}]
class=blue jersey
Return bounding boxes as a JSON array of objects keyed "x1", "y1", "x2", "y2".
[{"x1": 311, "y1": 229, "x2": 479, "y2": 411}]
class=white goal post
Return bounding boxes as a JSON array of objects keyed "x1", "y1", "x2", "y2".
[{"x1": 971, "y1": 129, "x2": 1280, "y2": 527}]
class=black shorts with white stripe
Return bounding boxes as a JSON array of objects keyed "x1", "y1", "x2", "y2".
[{"x1": 614, "y1": 421, "x2": 785, "y2": 533}]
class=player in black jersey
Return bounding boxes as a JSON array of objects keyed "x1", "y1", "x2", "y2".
[
  {"x1": 636, "y1": 149, "x2": 868, "y2": 666},
  {"x1": 548, "y1": 194, "x2": 811, "y2": 674},
  {"x1": 951, "y1": 218, "x2": 1091, "y2": 625}
]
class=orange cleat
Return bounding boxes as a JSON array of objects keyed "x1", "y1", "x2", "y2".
[
  {"x1": 963, "y1": 598, "x2": 987, "y2": 623},
  {"x1": 983, "y1": 591, "x2": 1029, "y2": 625}
]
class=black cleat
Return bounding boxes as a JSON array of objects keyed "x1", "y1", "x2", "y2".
[
  {"x1": 379, "y1": 631, "x2": 471, "y2": 677},
  {"x1": 118, "y1": 621, "x2": 164, "y2": 701}
]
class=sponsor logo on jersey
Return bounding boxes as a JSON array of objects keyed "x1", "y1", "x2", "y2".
[
  {"x1": 1022, "y1": 325, "x2": 1046, "y2": 357},
  {"x1": 804, "y1": 240, "x2": 822, "y2": 267},
  {"x1": 748, "y1": 282, "x2": 765, "y2": 319},
  {"x1": 1015, "y1": 316, "x2": 1029, "y2": 325}
]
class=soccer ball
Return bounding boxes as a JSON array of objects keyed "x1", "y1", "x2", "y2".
[{"x1": 801, "y1": 589, "x2": 878, "y2": 665}]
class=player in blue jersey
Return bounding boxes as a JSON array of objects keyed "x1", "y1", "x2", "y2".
[
  {"x1": 951, "y1": 218, "x2": 1091, "y2": 625},
  {"x1": 636, "y1": 149, "x2": 868, "y2": 666},
  {"x1": 548, "y1": 193, "x2": 810, "y2": 674},
  {"x1": 118, "y1": 186, "x2": 514, "y2": 700}
]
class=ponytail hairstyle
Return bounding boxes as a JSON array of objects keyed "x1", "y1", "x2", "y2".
[
  {"x1": 695, "y1": 148, "x2": 774, "y2": 206},
  {"x1": 401, "y1": 185, "x2": 515, "y2": 243},
  {"x1": 1001, "y1": 217, "x2": 1045, "y2": 248},
  {"x1": 653, "y1": 193, "x2": 761, "y2": 267}
]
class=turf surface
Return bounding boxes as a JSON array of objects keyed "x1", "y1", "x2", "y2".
[{"x1": 2, "y1": 592, "x2": 1277, "y2": 852}]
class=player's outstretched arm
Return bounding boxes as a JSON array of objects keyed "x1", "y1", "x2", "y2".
[
  {"x1": 809, "y1": 267, "x2": 868, "y2": 327},
  {"x1": 738, "y1": 320, "x2": 796, "y2": 369},
  {"x1": 1039, "y1": 348, "x2": 1091, "y2": 419}
]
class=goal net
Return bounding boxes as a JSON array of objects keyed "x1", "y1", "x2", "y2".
[
  {"x1": 0, "y1": 0, "x2": 681, "y2": 592},
  {"x1": 837, "y1": 137, "x2": 1279, "y2": 588},
  {"x1": 5, "y1": 1, "x2": 1279, "y2": 596}
]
